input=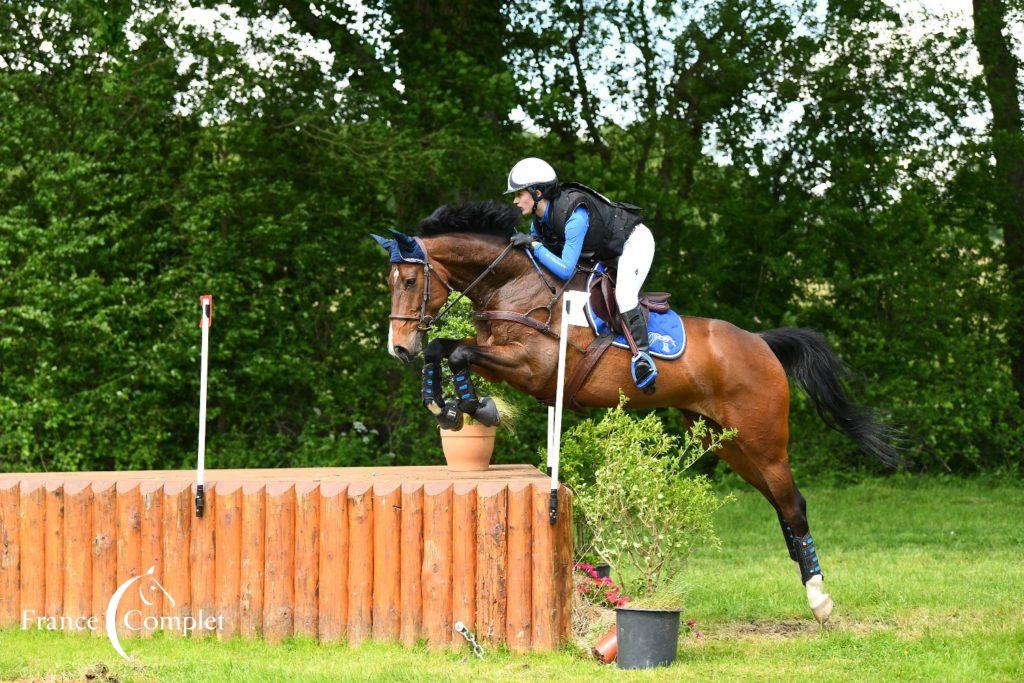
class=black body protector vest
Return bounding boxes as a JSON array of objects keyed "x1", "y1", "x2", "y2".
[{"x1": 532, "y1": 182, "x2": 644, "y2": 263}]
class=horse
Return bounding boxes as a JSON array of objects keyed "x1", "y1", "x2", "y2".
[{"x1": 374, "y1": 201, "x2": 901, "y2": 624}]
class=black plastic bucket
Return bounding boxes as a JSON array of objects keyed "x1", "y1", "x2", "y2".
[
  {"x1": 594, "y1": 564, "x2": 612, "y2": 579},
  {"x1": 615, "y1": 607, "x2": 680, "y2": 669}
]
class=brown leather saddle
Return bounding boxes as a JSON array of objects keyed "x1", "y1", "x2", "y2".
[{"x1": 586, "y1": 267, "x2": 671, "y2": 334}]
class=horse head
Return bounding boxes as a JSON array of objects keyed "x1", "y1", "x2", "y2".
[{"x1": 372, "y1": 230, "x2": 449, "y2": 364}]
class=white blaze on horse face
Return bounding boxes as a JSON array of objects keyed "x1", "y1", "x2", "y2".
[{"x1": 387, "y1": 267, "x2": 399, "y2": 357}]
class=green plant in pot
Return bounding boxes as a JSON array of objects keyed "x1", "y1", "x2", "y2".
[
  {"x1": 571, "y1": 402, "x2": 734, "y2": 669},
  {"x1": 427, "y1": 293, "x2": 518, "y2": 470}
]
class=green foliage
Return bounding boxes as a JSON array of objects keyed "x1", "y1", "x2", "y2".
[
  {"x1": 569, "y1": 402, "x2": 735, "y2": 602},
  {"x1": 0, "y1": 1, "x2": 1020, "y2": 475}
]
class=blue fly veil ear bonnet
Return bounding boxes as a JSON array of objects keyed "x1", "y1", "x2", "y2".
[{"x1": 371, "y1": 229, "x2": 427, "y2": 263}]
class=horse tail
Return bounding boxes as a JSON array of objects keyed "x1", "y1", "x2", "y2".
[{"x1": 759, "y1": 327, "x2": 904, "y2": 469}]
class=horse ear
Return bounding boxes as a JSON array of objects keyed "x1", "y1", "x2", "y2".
[
  {"x1": 371, "y1": 234, "x2": 395, "y2": 253},
  {"x1": 388, "y1": 229, "x2": 417, "y2": 252}
]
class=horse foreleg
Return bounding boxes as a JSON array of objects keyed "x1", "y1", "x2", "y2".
[
  {"x1": 422, "y1": 338, "x2": 464, "y2": 430},
  {"x1": 446, "y1": 342, "x2": 529, "y2": 427}
]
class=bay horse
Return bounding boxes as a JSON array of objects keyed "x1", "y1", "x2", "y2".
[{"x1": 375, "y1": 201, "x2": 900, "y2": 624}]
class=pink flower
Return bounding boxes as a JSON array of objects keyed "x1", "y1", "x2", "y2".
[
  {"x1": 686, "y1": 620, "x2": 696, "y2": 627},
  {"x1": 695, "y1": 632, "x2": 703, "y2": 639}
]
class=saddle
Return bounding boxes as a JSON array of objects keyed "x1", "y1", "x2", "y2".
[
  {"x1": 586, "y1": 267, "x2": 671, "y2": 334},
  {"x1": 540, "y1": 267, "x2": 675, "y2": 413}
]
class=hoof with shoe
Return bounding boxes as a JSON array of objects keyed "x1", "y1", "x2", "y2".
[
  {"x1": 470, "y1": 396, "x2": 501, "y2": 427},
  {"x1": 805, "y1": 574, "x2": 834, "y2": 624},
  {"x1": 436, "y1": 400, "x2": 464, "y2": 431}
]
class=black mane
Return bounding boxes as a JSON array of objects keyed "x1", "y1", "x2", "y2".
[{"x1": 418, "y1": 201, "x2": 520, "y2": 239}]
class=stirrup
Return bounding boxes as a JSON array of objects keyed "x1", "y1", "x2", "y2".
[{"x1": 630, "y1": 351, "x2": 658, "y2": 390}]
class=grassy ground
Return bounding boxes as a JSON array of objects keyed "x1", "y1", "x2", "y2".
[{"x1": 1, "y1": 478, "x2": 1021, "y2": 681}]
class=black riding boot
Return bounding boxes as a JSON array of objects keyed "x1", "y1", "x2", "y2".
[{"x1": 621, "y1": 306, "x2": 658, "y2": 390}]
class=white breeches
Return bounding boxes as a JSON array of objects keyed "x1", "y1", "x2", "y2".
[{"x1": 615, "y1": 223, "x2": 654, "y2": 312}]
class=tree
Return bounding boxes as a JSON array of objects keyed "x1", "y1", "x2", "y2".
[{"x1": 972, "y1": 0, "x2": 1024, "y2": 409}]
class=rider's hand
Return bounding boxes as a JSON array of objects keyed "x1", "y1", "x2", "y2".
[{"x1": 509, "y1": 232, "x2": 534, "y2": 248}]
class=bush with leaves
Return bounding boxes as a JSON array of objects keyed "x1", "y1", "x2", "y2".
[{"x1": 569, "y1": 402, "x2": 734, "y2": 602}]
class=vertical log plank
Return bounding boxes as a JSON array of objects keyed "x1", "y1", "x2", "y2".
[
  {"x1": 399, "y1": 482, "x2": 423, "y2": 647},
  {"x1": 160, "y1": 482, "x2": 191, "y2": 637},
  {"x1": 44, "y1": 481, "x2": 65, "y2": 625},
  {"x1": 372, "y1": 482, "x2": 401, "y2": 641},
  {"x1": 505, "y1": 481, "x2": 532, "y2": 651},
  {"x1": 530, "y1": 483, "x2": 557, "y2": 650},
  {"x1": 263, "y1": 482, "x2": 295, "y2": 643},
  {"x1": 421, "y1": 482, "x2": 452, "y2": 650},
  {"x1": 63, "y1": 481, "x2": 93, "y2": 630},
  {"x1": 346, "y1": 482, "x2": 373, "y2": 645},
  {"x1": 318, "y1": 482, "x2": 347, "y2": 642},
  {"x1": 450, "y1": 482, "x2": 476, "y2": 648},
  {"x1": 555, "y1": 485, "x2": 574, "y2": 643},
  {"x1": 239, "y1": 482, "x2": 266, "y2": 639},
  {"x1": 0, "y1": 480, "x2": 19, "y2": 627},
  {"x1": 18, "y1": 481, "x2": 45, "y2": 628},
  {"x1": 293, "y1": 481, "x2": 320, "y2": 639},
  {"x1": 215, "y1": 482, "x2": 243, "y2": 639},
  {"x1": 138, "y1": 481, "x2": 164, "y2": 636},
  {"x1": 189, "y1": 482, "x2": 216, "y2": 639},
  {"x1": 475, "y1": 483, "x2": 507, "y2": 646},
  {"x1": 114, "y1": 481, "x2": 141, "y2": 634}
]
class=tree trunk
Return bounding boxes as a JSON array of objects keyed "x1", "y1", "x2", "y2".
[{"x1": 972, "y1": 0, "x2": 1024, "y2": 407}]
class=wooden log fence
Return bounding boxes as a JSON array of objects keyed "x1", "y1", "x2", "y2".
[{"x1": 0, "y1": 465, "x2": 572, "y2": 651}]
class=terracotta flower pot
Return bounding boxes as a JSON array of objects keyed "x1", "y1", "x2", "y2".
[
  {"x1": 592, "y1": 624, "x2": 618, "y2": 664},
  {"x1": 439, "y1": 422, "x2": 496, "y2": 471}
]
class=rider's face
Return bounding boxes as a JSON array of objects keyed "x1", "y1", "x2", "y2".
[{"x1": 513, "y1": 189, "x2": 536, "y2": 216}]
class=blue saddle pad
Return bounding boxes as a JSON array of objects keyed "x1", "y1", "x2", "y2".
[{"x1": 583, "y1": 272, "x2": 686, "y2": 360}]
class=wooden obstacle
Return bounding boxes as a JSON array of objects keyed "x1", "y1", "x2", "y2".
[{"x1": 0, "y1": 465, "x2": 573, "y2": 651}]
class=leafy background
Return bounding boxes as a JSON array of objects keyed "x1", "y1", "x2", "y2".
[{"x1": 1, "y1": 0, "x2": 1022, "y2": 477}]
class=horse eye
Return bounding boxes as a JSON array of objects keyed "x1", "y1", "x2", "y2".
[{"x1": 403, "y1": 278, "x2": 417, "y2": 289}]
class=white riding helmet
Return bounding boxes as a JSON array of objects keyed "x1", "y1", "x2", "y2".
[{"x1": 505, "y1": 157, "x2": 557, "y2": 194}]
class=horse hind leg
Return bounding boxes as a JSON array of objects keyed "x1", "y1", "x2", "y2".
[
  {"x1": 762, "y1": 458, "x2": 834, "y2": 624},
  {"x1": 709, "y1": 414, "x2": 834, "y2": 624}
]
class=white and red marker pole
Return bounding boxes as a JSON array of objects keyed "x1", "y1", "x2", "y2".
[{"x1": 195, "y1": 294, "x2": 213, "y2": 518}]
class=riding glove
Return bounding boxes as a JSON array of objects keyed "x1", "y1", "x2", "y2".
[{"x1": 509, "y1": 232, "x2": 534, "y2": 248}]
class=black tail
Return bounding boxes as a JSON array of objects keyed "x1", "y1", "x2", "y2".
[{"x1": 759, "y1": 327, "x2": 904, "y2": 469}]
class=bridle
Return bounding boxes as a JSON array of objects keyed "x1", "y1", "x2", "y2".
[
  {"x1": 387, "y1": 236, "x2": 587, "y2": 352},
  {"x1": 388, "y1": 237, "x2": 517, "y2": 332}
]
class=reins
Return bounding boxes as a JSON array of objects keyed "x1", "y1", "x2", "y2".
[{"x1": 389, "y1": 237, "x2": 587, "y2": 353}]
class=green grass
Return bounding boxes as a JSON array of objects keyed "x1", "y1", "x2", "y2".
[{"x1": 1, "y1": 478, "x2": 1021, "y2": 681}]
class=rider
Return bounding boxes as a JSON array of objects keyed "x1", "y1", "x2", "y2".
[{"x1": 505, "y1": 157, "x2": 658, "y2": 390}]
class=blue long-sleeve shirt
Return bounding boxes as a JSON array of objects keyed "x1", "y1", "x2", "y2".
[{"x1": 531, "y1": 203, "x2": 589, "y2": 280}]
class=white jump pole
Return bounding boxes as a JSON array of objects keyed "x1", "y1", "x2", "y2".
[
  {"x1": 548, "y1": 290, "x2": 590, "y2": 525},
  {"x1": 195, "y1": 294, "x2": 213, "y2": 518}
]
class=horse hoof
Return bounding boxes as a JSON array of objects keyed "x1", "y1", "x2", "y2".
[
  {"x1": 436, "y1": 400, "x2": 464, "y2": 431},
  {"x1": 811, "y1": 595, "x2": 834, "y2": 624},
  {"x1": 805, "y1": 574, "x2": 833, "y2": 624},
  {"x1": 471, "y1": 397, "x2": 501, "y2": 427}
]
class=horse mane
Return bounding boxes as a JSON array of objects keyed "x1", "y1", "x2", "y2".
[{"x1": 417, "y1": 201, "x2": 520, "y2": 239}]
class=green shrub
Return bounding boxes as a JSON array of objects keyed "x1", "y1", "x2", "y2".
[{"x1": 569, "y1": 401, "x2": 734, "y2": 602}]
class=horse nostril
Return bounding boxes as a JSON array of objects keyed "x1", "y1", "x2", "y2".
[{"x1": 393, "y1": 345, "x2": 410, "y2": 361}]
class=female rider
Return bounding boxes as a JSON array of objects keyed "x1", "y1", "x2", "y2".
[{"x1": 505, "y1": 157, "x2": 658, "y2": 390}]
